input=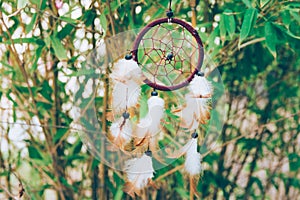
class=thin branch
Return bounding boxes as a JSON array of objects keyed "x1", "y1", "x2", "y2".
[{"x1": 239, "y1": 37, "x2": 265, "y2": 49}]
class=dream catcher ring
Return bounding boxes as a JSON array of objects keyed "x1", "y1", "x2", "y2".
[{"x1": 131, "y1": 15, "x2": 204, "y2": 91}]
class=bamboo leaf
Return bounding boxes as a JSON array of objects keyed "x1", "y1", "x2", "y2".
[
  {"x1": 50, "y1": 34, "x2": 68, "y2": 60},
  {"x1": 239, "y1": 8, "x2": 258, "y2": 47},
  {"x1": 219, "y1": 14, "x2": 226, "y2": 43},
  {"x1": 265, "y1": 22, "x2": 277, "y2": 58},
  {"x1": 100, "y1": 14, "x2": 107, "y2": 32},
  {"x1": 28, "y1": 146, "x2": 43, "y2": 160},
  {"x1": 224, "y1": 9, "x2": 236, "y2": 39},
  {"x1": 26, "y1": 13, "x2": 37, "y2": 34}
]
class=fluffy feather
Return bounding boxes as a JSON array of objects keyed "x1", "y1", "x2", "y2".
[
  {"x1": 168, "y1": 135, "x2": 202, "y2": 175},
  {"x1": 177, "y1": 74, "x2": 213, "y2": 130},
  {"x1": 110, "y1": 59, "x2": 144, "y2": 113},
  {"x1": 134, "y1": 96, "x2": 165, "y2": 147},
  {"x1": 123, "y1": 153, "x2": 154, "y2": 197},
  {"x1": 112, "y1": 81, "x2": 141, "y2": 114},
  {"x1": 110, "y1": 116, "x2": 132, "y2": 148},
  {"x1": 188, "y1": 75, "x2": 213, "y2": 98},
  {"x1": 184, "y1": 137, "x2": 202, "y2": 176},
  {"x1": 110, "y1": 59, "x2": 143, "y2": 83},
  {"x1": 179, "y1": 96, "x2": 211, "y2": 130}
]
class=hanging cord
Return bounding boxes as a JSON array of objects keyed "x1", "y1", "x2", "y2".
[
  {"x1": 190, "y1": 0, "x2": 197, "y2": 27},
  {"x1": 166, "y1": 0, "x2": 174, "y2": 21}
]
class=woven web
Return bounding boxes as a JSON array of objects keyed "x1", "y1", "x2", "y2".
[{"x1": 136, "y1": 22, "x2": 200, "y2": 89}]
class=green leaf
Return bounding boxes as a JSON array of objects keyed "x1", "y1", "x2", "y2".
[
  {"x1": 44, "y1": 36, "x2": 51, "y2": 48},
  {"x1": 71, "y1": 140, "x2": 82, "y2": 155},
  {"x1": 28, "y1": 146, "x2": 43, "y2": 160},
  {"x1": 175, "y1": 188, "x2": 189, "y2": 198},
  {"x1": 53, "y1": 128, "x2": 68, "y2": 143},
  {"x1": 224, "y1": 10, "x2": 236, "y2": 39},
  {"x1": 265, "y1": 22, "x2": 277, "y2": 58},
  {"x1": 59, "y1": 16, "x2": 77, "y2": 24},
  {"x1": 30, "y1": 46, "x2": 43, "y2": 73},
  {"x1": 1, "y1": 37, "x2": 41, "y2": 44},
  {"x1": 113, "y1": 187, "x2": 123, "y2": 200},
  {"x1": 239, "y1": 8, "x2": 258, "y2": 46},
  {"x1": 50, "y1": 34, "x2": 68, "y2": 60},
  {"x1": 82, "y1": 9, "x2": 97, "y2": 26},
  {"x1": 219, "y1": 15, "x2": 226, "y2": 43},
  {"x1": 100, "y1": 14, "x2": 107, "y2": 32},
  {"x1": 288, "y1": 153, "x2": 300, "y2": 172},
  {"x1": 29, "y1": 0, "x2": 39, "y2": 5},
  {"x1": 17, "y1": 0, "x2": 28, "y2": 9},
  {"x1": 242, "y1": 0, "x2": 252, "y2": 8},
  {"x1": 58, "y1": 24, "x2": 74, "y2": 40},
  {"x1": 26, "y1": 13, "x2": 37, "y2": 34},
  {"x1": 260, "y1": 0, "x2": 270, "y2": 8},
  {"x1": 273, "y1": 24, "x2": 300, "y2": 40}
]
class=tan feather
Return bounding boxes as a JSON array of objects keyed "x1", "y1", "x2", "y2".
[
  {"x1": 179, "y1": 97, "x2": 211, "y2": 130},
  {"x1": 110, "y1": 116, "x2": 132, "y2": 148},
  {"x1": 123, "y1": 152, "x2": 154, "y2": 197}
]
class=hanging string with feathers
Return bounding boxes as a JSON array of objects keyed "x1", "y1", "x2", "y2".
[
  {"x1": 183, "y1": 132, "x2": 202, "y2": 176},
  {"x1": 178, "y1": 71, "x2": 213, "y2": 130},
  {"x1": 123, "y1": 150, "x2": 155, "y2": 198},
  {"x1": 168, "y1": 131, "x2": 202, "y2": 196},
  {"x1": 109, "y1": 111, "x2": 132, "y2": 148},
  {"x1": 109, "y1": 55, "x2": 144, "y2": 148},
  {"x1": 110, "y1": 55, "x2": 144, "y2": 114},
  {"x1": 134, "y1": 91, "x2": 165, "y2": 151}
]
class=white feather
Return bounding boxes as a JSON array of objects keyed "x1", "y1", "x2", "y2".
[
  {"x1": 124, "y1": 153, "x2": 154, "y2": 189},
  {"x1": 184, "y1": 138, "x2": 202, "y2": 176},
  {"x1": 112, "y1": 80, "x2": 141, "y2": 113},
  {"x1": 110, "y1": 117, "x2": 132, "y2": 146},
  {"x1": 110, "y1": 59, "x2": 143, "y2": 113},
  {"x1": 135, "y1": 96, "x2": 165, "y2": 142},
  {"x1": 110, "y1": 59, "x2": 143, "y2": 83},
  {"x1": 179, "y1": 96, "x2": 210, "y2": 130},
  {"x1": 189, "y1": 75, "x2": 213, "y2": 98}
]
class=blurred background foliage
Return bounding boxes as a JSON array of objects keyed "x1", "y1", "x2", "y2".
[{"x1": 0, "y1": 0, "x2": 299, "y2": 199}]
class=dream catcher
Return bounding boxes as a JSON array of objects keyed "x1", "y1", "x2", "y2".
[{"x1": 106, "y1": 2, "x2": 213, "y2": 198}]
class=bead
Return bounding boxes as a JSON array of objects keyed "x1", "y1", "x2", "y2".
[
  {"x1": 191, "y1": 132, "x2": 198, "y2": 138},
  {"x1": 166, "y1": 52, "x2": 173, "y2": 61},
  {"x1": 145, "y1": 150, "x2": 152, "y2": 157},
  {"x1": 122, "y1": 112, "x2": 130, "y2": 119},
  {"x1": 166, "y1": 10, "x2": 173, "y2": 18},
  {"x1": 151, "y1": 90, "x2": 158, "y2": 96},
  {"x1": 125, "y1": 54, "x2": 132, "y2": 60},
  {"x1": 197, "y1": 71, "x2": 204, "y2": 77}
]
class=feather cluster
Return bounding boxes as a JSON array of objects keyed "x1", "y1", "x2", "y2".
[
  {"x1": 182, "y1": 136, "x2": 202, "y2": 176},
  {"x1": 109, "y1": 113, "x2": 132, "y2": 148},
  {"x1": 110, "y1": 58, "x2": 144, "y2": 113},
  {"x1": 123, "y1": 151, "x2": 154, "y2": 197},
  {"x1": 179, "y1": 73, "x2": 213, "y2": 130},
  {"x1": 188, "y1": 74, "x2": 213, "y2": 98},
  {"x1": 134, "y1": 95, "x2": 165, "y2": 147}
]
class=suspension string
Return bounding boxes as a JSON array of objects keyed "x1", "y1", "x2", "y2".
[
  {"x1": 167, "y1": 0, "x2": 173, "y2": 22},
  {"x1": 125, "y1": 87, "x2": 129, "y2": 111}
]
